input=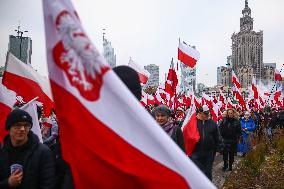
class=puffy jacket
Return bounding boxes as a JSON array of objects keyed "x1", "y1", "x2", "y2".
[
  {"x1": 219, "y1": 117, "x2": 242, "y2": 142},
  {"x1": 0, "y1": 132, "x2": 55, "y2": 189},
  {"x1": 193, "y1": 119, "x2": 221, "y2": 153},
  {"x1": 240, "y1": 118, "x2": 256, "y2": 138}
]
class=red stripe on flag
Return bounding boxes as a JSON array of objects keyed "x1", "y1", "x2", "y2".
[
  {"x1": 52, "y1": 81, "x2": 191, "y2": 189},
  {"x1": 178, "y1": 48, "x2": 197, "y2": 68},
  {"x1": 0, "y1": 103, "x2": 10, "y2": 143},
  {"x1": 138, "y1": 72, "x2": 149, "y2": 84},
  {"x1": 183, "y1": 112, "x2": 199, "y2": 156}
]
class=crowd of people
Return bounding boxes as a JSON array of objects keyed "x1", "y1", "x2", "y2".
[{"x1": 1, "y1": 65, "x2": 284, "y2": 188}]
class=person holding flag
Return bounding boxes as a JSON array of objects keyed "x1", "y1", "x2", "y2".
[{"x1": 190, "y1": 105, "x2": 221, "y2": 180}]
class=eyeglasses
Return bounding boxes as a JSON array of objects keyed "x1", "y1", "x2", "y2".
[{"x1": 12, "y1": 123, "x2": 32, "y2": 130}]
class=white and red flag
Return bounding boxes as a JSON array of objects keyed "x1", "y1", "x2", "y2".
[
  {"x1": 3, "y1": 53, "x2": 54, "y2": 116},
  {"x1": 251, "y1": 77, "x2": 259, "y2": 99},
  {"x1": 178, "y1": 40, "x2": 200, "y2": 68},
  {"x1": 20, "y1": 98, "x2": 43, "y2": 143},
  {"x1": 43, "y1": 0, "x2": 215, "y2": 188},
  {"x1": 181, "y1": 105, "x2": 200, "y2": 156},
  {"x1": 0, "y1": 83, "x2": 17, "y2": 142},
  {"x1": 275, "y1": 69, "x2": 283, "y2": 81},
  {"x1": 232, "y1": 70, "x2": 241, "y2": 89},
  {"x1": 128, "y1": 57, "x2": 150, "y2": 84}
]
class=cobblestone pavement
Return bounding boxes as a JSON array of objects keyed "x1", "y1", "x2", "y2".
[{"x1": 212, "y1": 154, "x2": 242, "y2": 189}]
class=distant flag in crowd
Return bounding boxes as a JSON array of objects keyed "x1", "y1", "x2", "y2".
[
  {"x1": 273, "y1": 84, "x2": 282, "y2": 106},
  {"x1": 128, "y1": 57, "x2": 150, "y2": 84},
  {"x1": 2, "y1": 53, "x2": 54, "y2": 116},
  {"x1": 165, "y1": 59, "x2": 178, "y2": 98},
  {"x1": 0, "y1": 83, "x2": 16, "y2": 143},
  {"x1": 178, "y1": 39, "x2": 200, "y2": 68},
  {"x1": 275, "y1": 69, "x2": 283, "y2": 81},
  {"x1": 231, "y1": 70, "x2": 241, "y2": 89},
  {"x1": 42, "y1": 0, "x2": 215, "y2": 188},
  {"x1": 251, "y1": 77, "x2": 259, "y2": 99}
]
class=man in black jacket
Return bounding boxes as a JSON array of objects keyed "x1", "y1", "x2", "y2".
[
  {"x1": 0, "y1": 109, "x2": 55, "y2": 189},
  {"x1": 219, "y1": 108, "x2": 241, "y2": 171},
  {"x1": 191, "y1": 105, "x2": 221, "y2": 180}
]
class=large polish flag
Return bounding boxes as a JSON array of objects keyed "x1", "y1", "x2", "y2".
[
  {"x1": 0, "y1": 83, "x2": 17, "y2": 143},
  {"x1": 128, "y1": 57, "x2": 150, "y2": 84},
  {"x1": 42, "y1": 0, "x2": 215, "y2": 188},
  {"x1": 178, "y1": 40, "x2": 200, "y2": 68},
  {"x1": 2, "y1": 53, "x2": 54, "y2": 116}
]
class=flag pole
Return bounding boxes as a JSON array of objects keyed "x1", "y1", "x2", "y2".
[{"x1": 20, "y1": 97, "x2": 39, "y2": 109}]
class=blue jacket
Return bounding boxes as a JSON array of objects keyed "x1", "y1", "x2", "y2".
[{"x1": 240, "y1": 117, "x2": 256, "y2": 138}]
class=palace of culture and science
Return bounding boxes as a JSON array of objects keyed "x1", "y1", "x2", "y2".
[{"x1": 217, "y1": 0, "x2": 276, "y2": 89}]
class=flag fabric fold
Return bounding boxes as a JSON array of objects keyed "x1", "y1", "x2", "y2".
[
  {"x1": 182, "y1": 106, "x2": 200, "y2": 156},
  {"x1": 275, "y1": 69, "x2": 283, "y2": 81},
  {"x1": 3, "y1": 53, "x2": 54, "y2": 116},
  {"x1": 0, "y1": 83, "x2": 17, "y2": 142},
  {"x1": 128, "y1": 58, "x2": 150, "y2": 84}
]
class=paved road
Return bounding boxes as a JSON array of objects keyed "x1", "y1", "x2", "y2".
[{"x1": 212, "y1": 154, "x2": 241, "y2": 189}]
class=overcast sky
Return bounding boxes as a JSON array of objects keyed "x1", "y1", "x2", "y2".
[{"x1": 0, "y1": 0, "x2": 284, "y2": 86}]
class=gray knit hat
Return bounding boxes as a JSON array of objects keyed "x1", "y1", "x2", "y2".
[{"x1": 153, "y1": 105, "x2": 171, "y2": 117}]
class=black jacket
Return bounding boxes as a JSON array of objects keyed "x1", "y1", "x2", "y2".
[
  {"x1": 219, "y1": 117, "x2": 242, "y2": 143},
  {"x1": 0, "y1": 132, "x2": 55, "y2": 189},
  {"x1": 193, "y1": 119, "x2": 221, "y2": 153},
  {"x1": 171, "y1": 126, "x2": 185, "y2": 152}
]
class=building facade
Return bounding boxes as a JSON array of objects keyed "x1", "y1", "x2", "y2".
[
  {"x1": 180, "y1": 62, "x2": 196, "y2": 94},
  {"x1": 262, "y1": 63, "x2": 276, "y2": 85},
  {"x1": 219, "y1": 0, "x2": 275, "y2": 89},
  {"x1": 144, "y1": 64, "x2": 159, "y2": 89},
  {"x1": 217, "y1": 66, "x2": 231, "y2": 87},
  {"x1": 103, "y1": 35, "x2": 116, "y2": 68},
  {"x1": 231, "y1": 0, "x2": 264, "y2": 87},
  {"x1": 8, "y1": 35, "x2": 32, "y2": 64}
]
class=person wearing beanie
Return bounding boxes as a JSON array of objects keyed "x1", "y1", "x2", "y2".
[
  {"x1": 0, "y1": 109, "x2": 55, "y2": 189},
  {"x1": 153, "y1": 105, "x2": 185, "y2": 152},
  {"x1": 113, "y1": 65, "x2": 142, "y2": 100}
]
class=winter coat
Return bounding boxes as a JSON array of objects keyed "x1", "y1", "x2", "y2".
[
  {"x1": 219, "y1": 118, "x2": 241, "y2": 141},
  {"x1": 240, "y1": 117, "x2": 256, "y2": 139},
  {"x1": 238, "y1": 118, "x2": 256, "y2": 153},
  {"x1": 219, "y1": 117, "x2": 242, "y2": 152},
  {"x1": 162, "y1": 121, "x2": 185, "y2": 152},
  {"x1": 193, "y1": 119, "x2": 221, "y2": 153},
  {"x1": 0, "y1": 132, "x2": 55, "y2": 189}
]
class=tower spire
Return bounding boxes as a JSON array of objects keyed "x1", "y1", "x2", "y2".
[{"x1": 245, "y1": 0, "x2": 248, "y2": 8}]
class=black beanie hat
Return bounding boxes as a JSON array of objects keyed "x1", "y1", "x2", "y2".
[
  {"x1": 5, "y1": 109, "x2": 33, "y2": 130},
  {"x1": 154, "y1": 105, "x2": 171, "y2": 117},
  {"x1": 113, "y1": 66, "x2": 142, "y2": 100}
]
